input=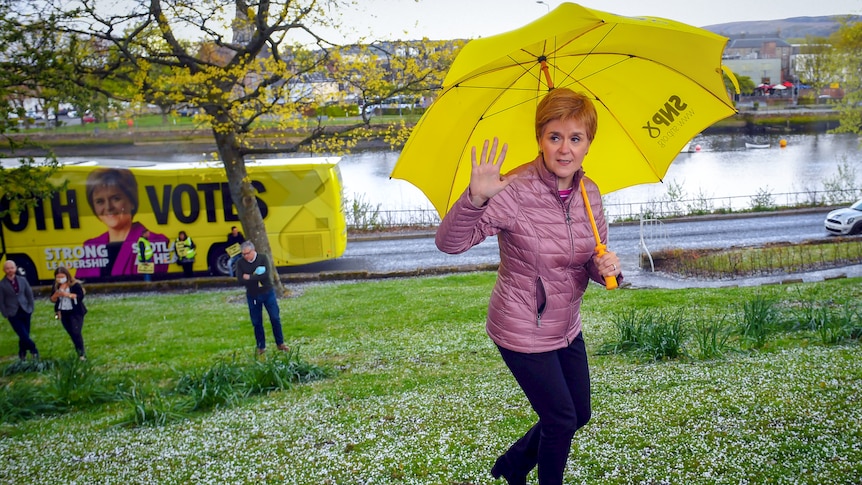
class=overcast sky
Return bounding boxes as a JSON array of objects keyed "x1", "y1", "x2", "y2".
[{"x1": 330, "y1": 0, "x2": 861, "y2": 42}]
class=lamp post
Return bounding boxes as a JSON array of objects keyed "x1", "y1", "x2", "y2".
[{"x1": 536, "y1": 1, "x2": 550, "y2": 12}]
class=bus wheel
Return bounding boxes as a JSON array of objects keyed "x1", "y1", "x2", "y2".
[
  {"x1": 208, "y1": 246, "x2": 232, "y2": 276},
  {"x1": 7, "y1": 254, "x2": 39, "y2": 286}
]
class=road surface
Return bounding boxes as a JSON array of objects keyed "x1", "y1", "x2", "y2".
[{"x1": 283, "y1": 209, "x2": 861, "y2": 288}]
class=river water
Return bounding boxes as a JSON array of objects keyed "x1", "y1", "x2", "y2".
[
  {"x1": 337, "y1": 132, "x2": 862, "y2": 221},
  {"x1": 36, "y1": 132, "x2": 862, "y2": 222}
]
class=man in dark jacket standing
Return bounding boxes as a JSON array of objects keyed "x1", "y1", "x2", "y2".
[
  {"x1": 0, "y1": 260, "x2": 39, "y2": 360},
  {"x1": 235, "y1": 241, "x2": 288, "y2": 355}
]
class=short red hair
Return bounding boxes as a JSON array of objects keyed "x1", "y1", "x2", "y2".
[{"x1": 535, "y1": 88, "x2": 597, "y2": 142}]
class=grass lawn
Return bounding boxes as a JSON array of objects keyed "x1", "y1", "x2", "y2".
[
  {"x1": 0, "y1": 274, "x2": 861, "y2": 484},
  {"x1": 650, "y1": 238, "x2": 862, "y2": 277}
]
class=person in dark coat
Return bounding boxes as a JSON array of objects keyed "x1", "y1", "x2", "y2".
[
  {"x1": 0, "y1": 260, "x2": 39, "y2": 360},
  {"x1": 50, "y1": 266, "x2": 88, "y2": 359},
  {"x1": 235, "y1": 241, "x2": 288, "y2": 355}
]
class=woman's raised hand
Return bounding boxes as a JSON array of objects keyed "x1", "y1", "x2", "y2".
[{"x1": 468, "y1": 138, "x2": 514, "y2": 207}]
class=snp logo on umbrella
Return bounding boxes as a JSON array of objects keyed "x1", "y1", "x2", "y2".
[{"x1": 642, "y1": 95, "x2": 695, "y2": 148}]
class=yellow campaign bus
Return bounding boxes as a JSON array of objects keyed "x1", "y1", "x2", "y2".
[{"x1": 0, "y1": 157, "x2": 347, "y2": 285}]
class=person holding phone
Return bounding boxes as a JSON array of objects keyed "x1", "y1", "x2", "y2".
[
  {"x1": 235, "y1": 241, "x2": 289, "y2": 355},
  {"x1": 50, "y1": 266, "x2": 88, "y2": 360}
]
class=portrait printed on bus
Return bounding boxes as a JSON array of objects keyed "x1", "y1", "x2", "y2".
[{"x1": 74, "y1": 168, "x2": 171, "y2": 278}]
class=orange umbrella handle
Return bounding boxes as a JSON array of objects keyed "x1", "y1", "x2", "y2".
[{"x1": 579, "y1": 180, "x2": 617, "y2": 290}]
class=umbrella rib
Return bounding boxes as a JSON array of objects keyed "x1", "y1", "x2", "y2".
[
  {"x1": 549, "y1": 52, "x2": 736, "y2": 108},
  {"x1": 449, "y1": 32, "x2": 563, "y2": 98},
  {"x1": 524, "y1": 37, "x2": 557, "y2": 89},
  {"x1": 450, "y1": 56, "x2": 545, "y2": 94},
  {"x1": 528, "y1": 22, "x2": 612, "y2": 89},
  {"x1": 549, "y1": 55, "x2": 665, "y2": 180},
  {"x1": 548, "y1": 55, "x2": 631, "y2": 92},
  {"x1": 544, "y1": 23, "x2": 732, "y2": 111},
  {"x1": 448, "y1": 54, "x2": 550, "y2": 121},
  {"x1": 450, "y1": 35, "x2": 590, "y2": 122},
  {"x1": 448, "y1": 24, "x2": 624, "y2": 113}
]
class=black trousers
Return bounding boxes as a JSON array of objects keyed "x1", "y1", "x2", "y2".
[
  {"x1": 495, "y1": 332, "x2": 591, "y2": 485},
  {"x1": 60, "y1": 311, "x2": 86, "y2": 357},
  {"x1": 180, "y1": 262, "x2": 194, "y2": 277},
  {"x1": 8, "y1": 308, "x2": 38, "y2": 359}
]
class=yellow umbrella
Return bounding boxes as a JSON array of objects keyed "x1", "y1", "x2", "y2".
[{"x1": 391, "y1": 2, "x2": 738, "y2": 218}]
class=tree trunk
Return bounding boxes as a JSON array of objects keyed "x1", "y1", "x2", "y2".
[{"x1": 213, "y1": 127, "x2": 287, "y2": 296}]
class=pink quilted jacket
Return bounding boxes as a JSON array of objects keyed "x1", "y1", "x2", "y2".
[{"x1": 436, "y1": 156, "x2": 618, "y2": 353}]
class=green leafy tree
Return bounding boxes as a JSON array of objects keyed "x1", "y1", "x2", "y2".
[
  {"x1": 724, "y1": 73, "x2": 755, "y2": 96},
  {"x1": 0, "y1": 1, "x2": 65, "y2": 218},
  {"x1": 331, "y1": 39, "x2": 463, "y2": 120},
  {"x1": 829, "y1": 18, "x2": 862, "y2": 134},
  {"x1": 796, "y1": 35, "x2": 838, "y2": 103},
  {"x1": 328, "y1": 39, "x2": 463, "y2": 149},
  {"x1": 24, "y1": 0, "x2": 455, "y2": 292}
]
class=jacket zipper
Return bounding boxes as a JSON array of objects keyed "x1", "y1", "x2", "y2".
[
  {"x1": 540, "y1": 176, "x2": 579, "y2": 328},
  {"x1": 560, "y1": 182, "x2": 577, "y2": 331},
  {"x1": 536, "y1": 277, "x2": 546, "y2": 327},
  {"x1": 562, "y1": 192, "x2": 575, "y2": 266}
]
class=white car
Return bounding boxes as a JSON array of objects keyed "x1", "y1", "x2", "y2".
[{"x1": 824, "y1": 199, "x2": 862, "y2": 235}]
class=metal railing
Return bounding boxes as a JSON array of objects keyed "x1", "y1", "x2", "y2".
[
  {"x1": 345, "y1": 189, "x2": 860, "y2": 230},
  {"x1": 639, "y1": 218, "x2": 668, "y2": 272},
  {"x1": 603, "y1": 189, "x2": 860, "y2": 223},
  {"x1": 346, "y1": 208, "x2": 440, "y2": 231}
]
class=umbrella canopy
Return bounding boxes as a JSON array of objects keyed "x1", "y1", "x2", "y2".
[{"x1": 391, "y1": 2, "x2": 738, "y2": 217}]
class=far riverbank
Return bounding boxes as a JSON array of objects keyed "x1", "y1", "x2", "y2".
[{"x1": 1, "y1": 107, "x2": 848, "y2": 159}]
